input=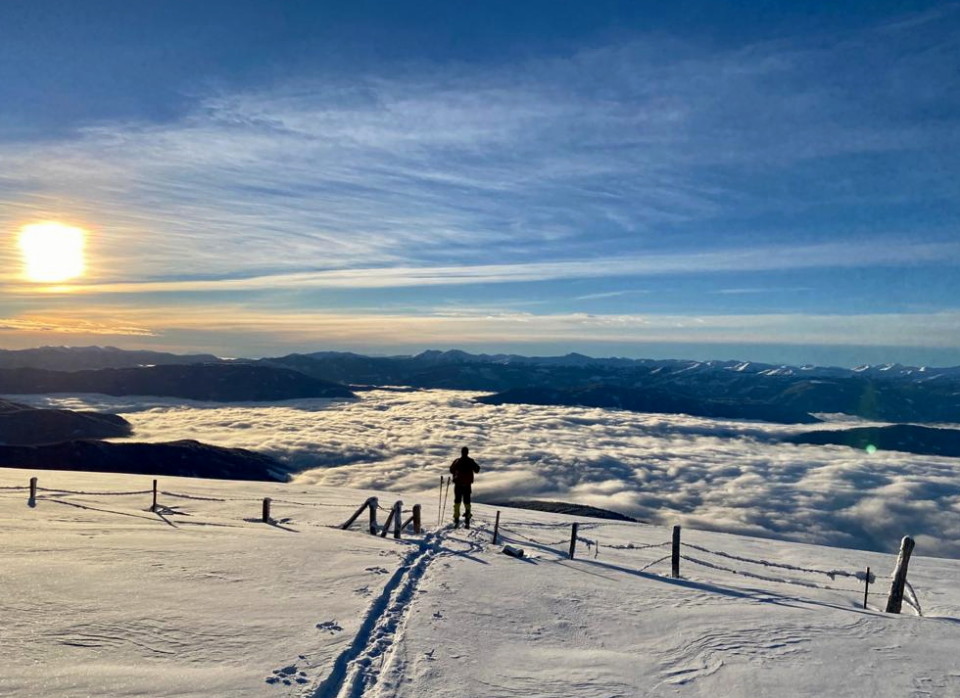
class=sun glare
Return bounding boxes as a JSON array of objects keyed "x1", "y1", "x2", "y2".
[{"x1": 18, "y1": 222, "x2": 87, "y2": 283}]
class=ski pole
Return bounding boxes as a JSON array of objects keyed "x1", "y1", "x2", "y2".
[
  {"x1": 437, "y1": 475, "x2": 444, "y2": 527},
  {"x1": 441, "y1": 476, "x2": 451, "y2": 525}
]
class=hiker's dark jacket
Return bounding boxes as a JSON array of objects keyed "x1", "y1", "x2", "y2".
[{"x1": 449, "y1": 456, "x2": 480, "y2": 486}]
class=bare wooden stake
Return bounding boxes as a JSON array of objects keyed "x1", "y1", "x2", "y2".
[
  {"x1": 151, "y1": 479, "x2": 158, "y2": 512},
  {"x1": 393, "y1": 501, "x2": 403, "y2": 539},
  {"x1": 493, "y1": 510, "x2": 501, "y2": 545},
  {"x1": 262, "y1": 497, "x2": 272, "y2": 523},
  {"x1": 341, "y1": 496, "x2": 377, "y2": 532},
  {"x1": 672, "y1": 525, "x2": 682, "y2": 578},
  {"x1": 368, "y1": 497, "x2": 378, "y2": 535},
  {"x1": 29, "y1": 476, "x2": 37, "y2": 507},
  {"x1": 863, "y1": 566, "x2": 871, "y2": 609},
  {"x1": 380, "y1": 503, "x2": 398, "y2": 538},
  {"x1": 412, "y1": 504, "x2": 422, "y2": 534},
  {"x1": 886, "y1": 536, "x2": 916, "y2": 614},
  {"x1": 569, "y1": 522, "x2": 579, "y2": 559}
]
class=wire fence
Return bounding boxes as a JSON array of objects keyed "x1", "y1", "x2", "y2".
[
  {"x1": 680, "y1": 541, "x2": 870, "y2": 583},
  {"x1": 485, "y1": 516, "x2": 925, "y2": 617},
  {"x1": 4, "y1": 477, "x2": 412, "y2": 534},
  {"x1": 5, "y1": 479, "x2": 926, "y2": 618}
]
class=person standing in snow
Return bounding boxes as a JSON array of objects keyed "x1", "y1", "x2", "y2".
[{"x1": 449, "y1": 446, "x2": 480, "y2": 528}]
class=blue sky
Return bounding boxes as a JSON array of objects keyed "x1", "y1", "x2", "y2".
[{"x1": 1, "y1": 1, "x2": 958, "y2": 365}]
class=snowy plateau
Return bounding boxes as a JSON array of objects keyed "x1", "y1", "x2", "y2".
[{"x1": 2, "y1": 468, "x2": 959, "y2": 697}]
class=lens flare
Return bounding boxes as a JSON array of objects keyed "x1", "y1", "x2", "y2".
[{"x1": 18, "y1": 222, "x2": 87, "y2": 283}]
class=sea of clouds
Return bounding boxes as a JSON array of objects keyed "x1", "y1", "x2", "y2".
[{"x1": 13, "y1": 390, "x2": 960, "y2": 558}]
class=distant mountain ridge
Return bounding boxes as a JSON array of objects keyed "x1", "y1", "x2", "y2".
[
  {"x1": 787, "y1": 425, "x2": 960, "y2": 459},
  {"x1": 255, "y1": 350, "x2": 960, "y2": 423},
  {"x1": 0, "y1": 398, "x2": 132, "y2": 445},
  {"x1": 0, "y1": 364, "x2": 355, "y2": 402},
  {"x1": 0, "y1": 346, "x2": 222, "y2": 371},
  {"x1": 3, "y1": 346, "x2": 960, "y2": 422},
  {"x1": 0, "y1": 439, "x2": 286, "y2": 481},
  {"x1": 8, "y1": 346, "x2": 960, "y2": 382},
  {"x1": 476, "y1": 385, "x2": 822, "y2": 424}
]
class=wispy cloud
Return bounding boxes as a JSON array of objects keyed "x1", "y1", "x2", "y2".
[
  {"x1": 714, "y1": 287, "x2": 813, "y2": 295},
  {"x1": 3, "y1": 240, "x2": 957, "y2": 294},
  {"x1": 0, "y1": 9, "x2": 957, "y2": 361},
  {"x1": 0, "y1": 316, "x2": 156, "y2": 336},
  {"x1": 575, "y1": 290, "x2": 649, "y2": 301},
  {"x1": 1, "y1": 11, "x2": 957, "y2": 288},
  {"x1": 3, "y1": 305, "x2": 956, "y2": 352}
]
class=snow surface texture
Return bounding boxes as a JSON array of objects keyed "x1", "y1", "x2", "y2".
[
  {"x1": 2, "y1": 468, "x2": 959, "y2": 697},
  {"x1": 10, "y1": 390, "x2": 960, "y2": 557}
]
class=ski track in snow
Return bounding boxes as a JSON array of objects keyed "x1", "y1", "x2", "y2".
[{"x1": 304, "y1": 530, "x2": 448, "y2": 698}]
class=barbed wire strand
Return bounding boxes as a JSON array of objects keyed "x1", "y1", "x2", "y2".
[
  {"x1": 604, "y1": 541, "x2": 672, "y2": 552},
  {"x1": 36, "y1": 487, "x2": 153, "y2": 496},
  {"x1": 680, "y1": 554, "x2": 861, "y2": 592},
  {"x1": 160, "y1": 491, "x2": 227, "y2": 502},
  {"x1": 682, "y1": 542, "x2": 865, "y2": 580},
  {"x1": 638, "y1": 554, "x2": 672, "y2": 573},
  {"x1": 497, "y1": 525, "x2": 569, "y2": 548}
]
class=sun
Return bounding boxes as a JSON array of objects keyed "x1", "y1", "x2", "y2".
[{"x1": 18, "y1": 222, "x2": 87, "y2": 283}]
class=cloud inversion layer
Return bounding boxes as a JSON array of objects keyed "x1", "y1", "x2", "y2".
[{"x1": 16, "y1": 390, "x2": 960, "y2": 558}]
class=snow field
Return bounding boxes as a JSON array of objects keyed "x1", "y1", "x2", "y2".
[{"x1": 2, "y1": 467, "x2": 960, "y2": 697}]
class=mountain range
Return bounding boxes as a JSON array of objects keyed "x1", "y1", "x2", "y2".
[{"x1": 2, "y1": 346, "x2": 959, "y2": 423}]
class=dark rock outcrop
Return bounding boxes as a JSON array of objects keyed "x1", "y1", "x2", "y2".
[
  {"x1": 0, "y1": 398, "x2": 132, "y2": 445},
  {"x1": 484, "y1": 499, "x2": 638, "y2": 522},
  {"x1": 786, "y1": 424, "x2": 960, "y2": 459},
  {"x1": 0, "y1": 439, "x2": 286, "y2": 481}
]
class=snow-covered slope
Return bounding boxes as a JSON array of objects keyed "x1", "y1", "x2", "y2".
[{"x1": 2, "y1": 468, "x2": 959, "y2": 697}]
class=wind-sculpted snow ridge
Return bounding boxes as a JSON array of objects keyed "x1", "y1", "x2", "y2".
[
  {"x1": 13, "y1": 389, "x2": 960, "y2": 558},
  {"x1": 3, "y1": 468, "x2": 960, "y2": 696}
]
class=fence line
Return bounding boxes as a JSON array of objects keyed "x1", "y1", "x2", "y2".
[
  {"x1": 681, "y1": 542, "x2": 867, "y2": 581},
  {"x1": 159, "y1": 490, "x2": 231, "y2": 502},
  {"x1": 37, "y1": 487, "x2": 154, "y2": 496},
  {"x1": 604, "y1": 541, "x2": 671, "y2": 552},
  {"x1": 257, "y1": 498, "x2": 356, "y2": 509},
  {"x1": 497, "y1": 525, "x2": 570, "y2": 548},
  {"x1": 680, "y1": 554, "x2": 867, "y2": 593},
  {"x1": 9, "y1": 477, "x2": 927, "y2": 615}
]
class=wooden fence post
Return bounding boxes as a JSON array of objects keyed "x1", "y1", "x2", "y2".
[
  {"x1": 885, "y1": 536, "x2": 916, "y2": 614},
  {"x1": 569, "y1": 522, "x2": 579, "y2": 559},
  {"x1": 341, "y1": 496, "x2": 377, "y2": 532},
  {"x1": 393, "y1": 501, "x2": 403, "y2": 539},
  {"x1": 863, "y1": 566, "x2": 871, "y2": 609},
  {"x1": 262, "y1": 497, "x2": 272, "y2": 523},
  {"x1": 368, "y1": 497, "x2": 378, "y2": 534},
  {"x1": 29, "y1": 476, "x2": 37, "y2": 507},
  {"x1": 380, "y1": 502, "x2": 399, "y2": 538},
  {"x1": 672, "y1": 525, "x2": 681, "y2": 578},
  {"x1": 412, "y1": 504, "x2": 421, "y2": 534},
  {"x1": 493, "y1": 511, "x2": 501, "y2": 544},
  {"x1": 151, "y1": 479, "x2": 158, "y2": 512}
]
